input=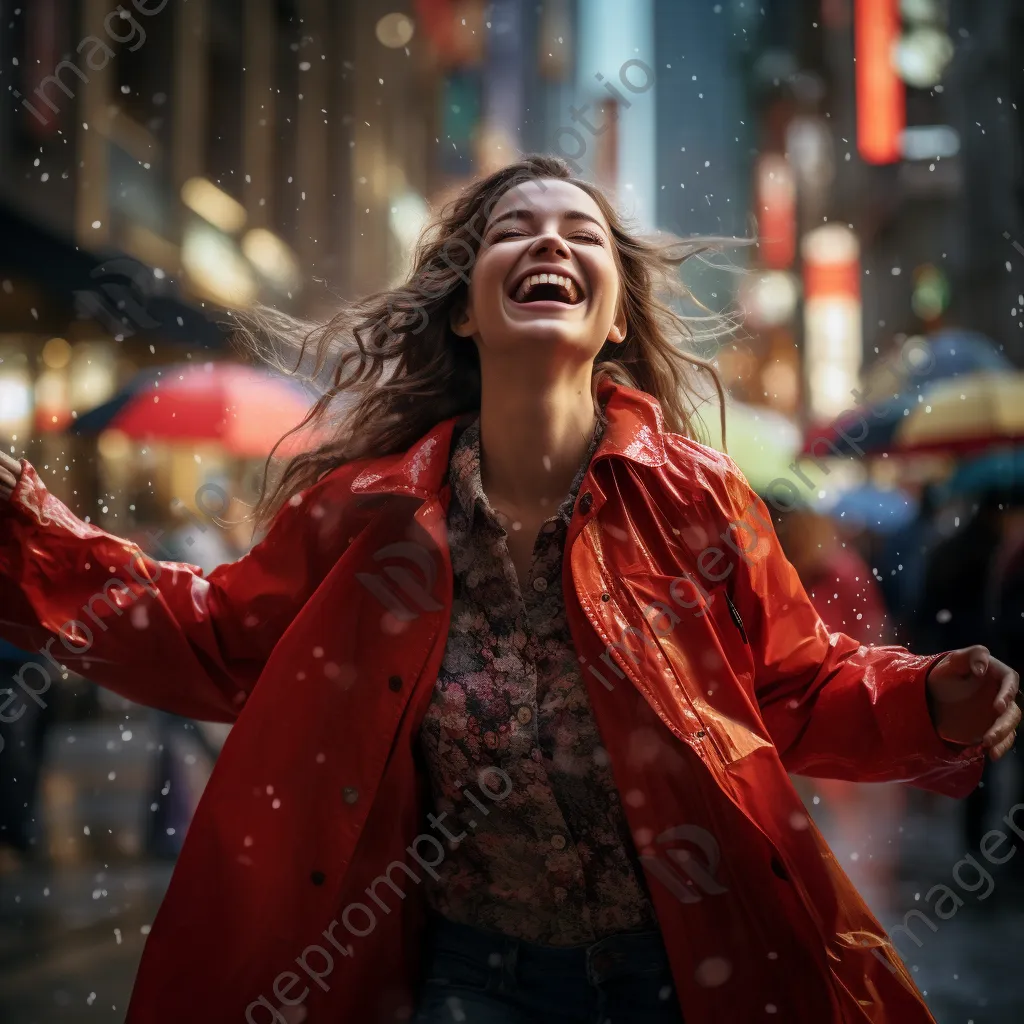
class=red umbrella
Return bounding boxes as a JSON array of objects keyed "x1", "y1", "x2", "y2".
[{"x1": 72, "y1": 362, "x2": 323, "y2": 457}]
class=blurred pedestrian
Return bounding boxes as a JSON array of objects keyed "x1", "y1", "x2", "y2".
[
  {"x1": 770, "y1": 504, "x2": 891, "y2": 644},
  {"x1": 916, "y1": 491, "x2": 1022, "y2": 850},
  {"x1": 878, "y1": 483, "x2": 942, "y2": 644},
  {"x1": 985, "y1": 496, "x2": 1024, "y2": 864},
  {"x1": 915, "y1": 492, "x2": 1003, "y2": 658},
  {"x1": 988, "y1": 496, "x2": 1024, "y2": 673},
  {"x1": 0, "y1": 638, "x2": 55, "y2": 871}
]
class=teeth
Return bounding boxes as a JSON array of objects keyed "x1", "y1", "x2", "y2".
[{"x1": 514, "y1": 273, "x2": 579, "y2": 303}]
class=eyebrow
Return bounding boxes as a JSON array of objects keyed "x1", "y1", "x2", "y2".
[{"x1": 487, "y1": 208, "x2": 607, "y2": 231}]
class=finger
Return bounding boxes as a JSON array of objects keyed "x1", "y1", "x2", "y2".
[
  {"x1": 993, "y1": 667, "x2": 1020, "y2": 713},
  {"x1": 989, "y1": 731, "x2": 1017, "y2": 761},
  {"x1": 0, "y1": 451, "x2": 20, "y2": 472},
  {"x1": 942, "y1": 645, "x2": 990, "y2": 678},
  {"x1": 968, "y1": 646, "x2": 990, "y2": 677},
  {"x1": 984, "y1": 703, "x2": 1022, "y2": 746},
  {"x1": 0, "y1": 466, "x2": 17, "y2": 489}
]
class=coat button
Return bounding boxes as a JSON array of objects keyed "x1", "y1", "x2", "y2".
[
  {"x1": 601, "y1": 592, "x2": 611, "y2": 602},
  {"x1": 532, "y1": 577, "x2": 548, "y2": 593},
  {"x1": 516, "y1": 705, "x2": 533, "y2": 725},
  {"x1": 388, "y1": 675, "x2": 402, "y2": 692},
  {"x1": 579, "y1": 491, "x2": 593, "y2": 514},
  {"x1": 770, "y1": 855, "x2": 790, "y2": 881},
  {"x1": 342, "y1": 786, "x2": 359, "y2": 805},
  {"x1": 551, "y1": 833, "x2": 567, "y2": 850},
  {"x1": 311, "y1": 870, "x2": 326, "y2": 886}
]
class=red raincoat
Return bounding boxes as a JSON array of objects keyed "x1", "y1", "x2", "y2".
[{"x1": 0, "y1": 381, "x2": 984, "y2": 1023}]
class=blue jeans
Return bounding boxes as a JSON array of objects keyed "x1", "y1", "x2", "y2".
[{"x1": 414, "y1": 916, "x2": 685, "y2": 1024}]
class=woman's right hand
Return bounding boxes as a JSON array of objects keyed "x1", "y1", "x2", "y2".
[{"x1": 0, "y1": 448, "x2": 23, "y2": 501}]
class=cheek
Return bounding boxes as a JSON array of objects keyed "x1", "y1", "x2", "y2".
[
  {"x1": 591, "y1": 259, "x2": 621, "y2": 316},
  {"x1": 468, "y1": 256, "x2": 510, "y2": 316}
]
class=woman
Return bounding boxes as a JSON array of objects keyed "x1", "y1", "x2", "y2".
[{"x1": 0, "y1": 156, "x2": 1018, "y2": 1024}]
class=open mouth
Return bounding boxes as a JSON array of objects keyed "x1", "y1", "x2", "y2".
[{"x1": 509, "y1": 270, "x2": 584, "y2": 305}]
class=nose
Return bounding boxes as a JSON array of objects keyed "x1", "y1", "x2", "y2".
[{"x1": 528, "y1": 231, "x2": 571, "y2": 261}]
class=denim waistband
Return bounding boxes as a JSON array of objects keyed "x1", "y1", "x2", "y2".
[{"x1": 424, "y1": 913, "x2": 672, "y2": 986}]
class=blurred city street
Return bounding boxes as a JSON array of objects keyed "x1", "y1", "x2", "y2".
[
  {"x1": 2, "y1": 730, "x2": 1024, "y2": 1022},
  {"x1": 0, "y1": 717, "x2": 172, "y2": 1023},
  {"x1": 1, "y1": 0, "x2": 1023, "y2": 1020}
]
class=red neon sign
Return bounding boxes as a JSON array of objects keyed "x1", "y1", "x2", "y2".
[{"x1": 855, "y1": 0, "x2": 905, "y2": 164}]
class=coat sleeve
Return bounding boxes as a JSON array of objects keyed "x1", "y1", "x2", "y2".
[
  {"x1": 0, "y1": 461, "x2": 349, "y2": 723},
  {"x1": 720, "y1": 468, "x2": 985, "y2": 798}
]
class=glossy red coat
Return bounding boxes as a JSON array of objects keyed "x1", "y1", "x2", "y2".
[{"x1": 0, "y1": 381, "x2": 984, "y2": 1023}]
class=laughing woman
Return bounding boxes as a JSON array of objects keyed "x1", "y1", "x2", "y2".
[{"x1": 0, "y1": 156, "x2": 1019, "y2": 1024}]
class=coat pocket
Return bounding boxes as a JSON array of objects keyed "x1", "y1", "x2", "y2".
[{"x1": 614, "y1": 571, "x2": 767, "y2": 766}]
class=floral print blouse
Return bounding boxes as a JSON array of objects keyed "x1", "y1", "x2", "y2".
[{"x1": 418, "y1": 415, "x2": 657, "y2": 946}]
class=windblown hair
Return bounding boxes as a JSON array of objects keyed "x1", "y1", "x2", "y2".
[{"x1": 234, "y1": 155, "x2": 739, "y2": 529}]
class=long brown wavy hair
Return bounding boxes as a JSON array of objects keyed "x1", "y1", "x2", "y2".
[{"x1": 234, "y1": 155, "x2": 739, "y2": 529}]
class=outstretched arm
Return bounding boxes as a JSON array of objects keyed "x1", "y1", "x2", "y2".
[
  {"x1": 1, "y1": 452, "x2": 349, "y2": 722},
  {"x1": 721, "y1": 471, "x2": 1005, "y2": 798}
]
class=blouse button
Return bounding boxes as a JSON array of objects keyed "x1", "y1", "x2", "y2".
[
  {"x1": 532, "y1": 577, "x2": 548, "y2": 593},
  {"x1": 550, "y1": 834, "x2": 567, "y2": 850},
  {"x1": 517, "y1": 706, "x2": 533, "y2": 725},
  {"x1": 342, "y1": 786, "x2": 359, "y2": 805}
]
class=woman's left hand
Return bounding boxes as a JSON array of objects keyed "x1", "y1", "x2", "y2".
[{"x1": 926, "y1": 645, "x2": 1021, "y2": 760}]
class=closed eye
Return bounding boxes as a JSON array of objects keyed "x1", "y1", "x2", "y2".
[{"x1": 491, "y1": 227, "x2": 604, "y2": 245}]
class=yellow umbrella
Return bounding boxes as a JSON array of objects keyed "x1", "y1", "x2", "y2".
[{"x1": 897, "y1": 372, "x2": 1024, "y2": 451}]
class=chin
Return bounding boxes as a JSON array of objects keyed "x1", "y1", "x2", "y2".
[{"x1": 503, "y1": 322, "x2": 601, "y2": 353}]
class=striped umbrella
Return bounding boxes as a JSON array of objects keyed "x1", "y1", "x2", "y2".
[
  {"x1": 803, "y1": 330, "x2": 1014, "y2": 457},
  {"x1": 804, "y1": 372, "x2": 1024, "y2": 457}
]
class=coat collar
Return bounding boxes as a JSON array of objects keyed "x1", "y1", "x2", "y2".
[
  {"x1": 349, "y1": 378, "x2": 669, "y2": 500},
  {"x1": 447, "y1": 414, "x2": 606, "y2": 528}
]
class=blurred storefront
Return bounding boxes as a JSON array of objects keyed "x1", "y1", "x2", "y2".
[{"x1": 0, "y1": 0, "x2": 444, "y2": 529}]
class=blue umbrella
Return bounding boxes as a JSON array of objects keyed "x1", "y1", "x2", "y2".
[
  {"x1": 943, "y1": 447, "x2": 1024, "y2": 497},
  {"x1": 824, "y1": 485, "x2": 918, "y2": 534},
  {"x1": 901, "y1": 328, "x2": 1011, "y2": 385}
]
